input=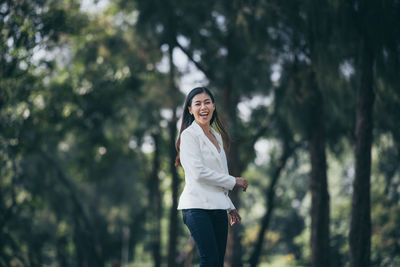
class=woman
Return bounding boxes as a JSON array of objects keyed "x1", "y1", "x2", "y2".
[{"x1": 175, "y1": 87, "x2": 248, "y2": 266}]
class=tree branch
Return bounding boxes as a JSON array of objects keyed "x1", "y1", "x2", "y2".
[
  {"x1": 249, "y1": 141, "x2": 298, "y2": 266},
  {"x1": 175, "y1": 39, "x2": 215, "y2": 81},
  {"x1": 241, "y1": 120, "x2": 270, "y2": 167}
]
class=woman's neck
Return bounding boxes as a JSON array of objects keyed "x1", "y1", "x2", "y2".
[{"x1": 197, "y1": 121, "x2": 211, "y2": 134}]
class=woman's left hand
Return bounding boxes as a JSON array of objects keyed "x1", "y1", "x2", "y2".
[{"x1": 228, "y1": 210, "x2": 241, "y2": 226}]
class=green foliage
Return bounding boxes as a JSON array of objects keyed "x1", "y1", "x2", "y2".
[{"x1": 1, "y1": 0, "x2": 400, "y2": 266}]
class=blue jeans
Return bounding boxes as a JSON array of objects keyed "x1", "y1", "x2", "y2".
[{"x1": 182, "y1": 209, "x2": 228, "y2": 267}]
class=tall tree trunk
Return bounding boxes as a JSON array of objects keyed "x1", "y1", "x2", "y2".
[
  {"x1": 249, "y1": 142, "x2": 295, "y2": 267},
  {"x1": 349, "y1": 37, "x2": 374, "y2": 267},
  {"x1": 308, "y1": 71, "x2": 330, "y2": 267},
  {"x1": 225, "y1": 145, "x2": 243, "y2": 267},
  {"x1": 167, "y1": 42, "x2": 180, "y2": 267},
  {"x1": 223, "y1": 1, "x2": 246, "y2": 260},
  {"x1": 149, "y1": 133, "x2": 162, "y2": 267},
  {"x1": 167, "y1": 116, "x2": 180, "y2": 267},
  {"x1": 223, "y1": 85, "x2": 244, "y2": 267}
]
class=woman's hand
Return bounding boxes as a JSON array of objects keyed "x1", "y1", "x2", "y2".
[
  {"x1": 228, "y1": 210, "x2": 242, "y2": 226},
  {"x1": 235, "y1": 177, "x2": 248, "y2": 192}
]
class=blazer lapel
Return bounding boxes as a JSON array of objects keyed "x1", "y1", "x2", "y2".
[
  {"x1": 211, "y1": 127, "x2": 229, "y2": 172},
  {"x1": 192, "y1": 122, "x2": 224, "y2": 170}
]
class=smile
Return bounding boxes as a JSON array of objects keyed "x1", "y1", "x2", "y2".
[{"x1": 199, "y1": 113, "x2": 209, "y2": 118}]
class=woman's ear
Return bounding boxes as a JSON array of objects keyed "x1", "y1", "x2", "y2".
[{"x1": 188, "y1": 106, "x2": 192, "y2": 115}]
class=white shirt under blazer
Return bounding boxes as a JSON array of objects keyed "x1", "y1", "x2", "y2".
[{"x1": 177, "y1": 121, "x2": 236, "y2": 211}]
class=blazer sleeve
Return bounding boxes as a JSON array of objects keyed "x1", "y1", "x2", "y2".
[{"x1": 180, "y1": 131, "x2": 236, "y2": 190}]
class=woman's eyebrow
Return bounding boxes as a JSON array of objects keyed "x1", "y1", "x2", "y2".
[{"x1": 194, "y1": 99, "x2": 211, "y2": 103}]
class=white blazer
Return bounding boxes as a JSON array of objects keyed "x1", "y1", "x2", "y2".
[{"x1": 177, "y1": 121, "x2": 236, "y2": 210}]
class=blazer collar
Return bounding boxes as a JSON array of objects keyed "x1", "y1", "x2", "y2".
[{"x1": 191, "y1": 121, "x2": 224, "y2": 167}]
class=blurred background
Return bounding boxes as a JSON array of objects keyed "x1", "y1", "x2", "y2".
[{"x1": 1, "y1": 0, "x2": 400, "y2": 266}]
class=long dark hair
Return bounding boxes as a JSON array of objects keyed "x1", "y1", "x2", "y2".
[{"x1": 174, "y1": 87, "x2": 231, "y2": 167}]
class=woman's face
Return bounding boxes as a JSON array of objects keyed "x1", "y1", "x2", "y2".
[{"x1": 188, "y1": 92, "x2": 215, "y2": 127}]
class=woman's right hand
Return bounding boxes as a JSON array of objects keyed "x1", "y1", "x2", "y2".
[
  {"x1": 228, "y1": 209, "x2": 242, "y2": 226},
  {"x1": 235, "y1": 177, "x2": 248, "y2": 192}
]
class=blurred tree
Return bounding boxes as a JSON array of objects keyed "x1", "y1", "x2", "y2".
[
  {"x1": 332, "y1": 1, "x2": 400, "y2": 266},
  {"x1": 249, "y1": 119, "x2": 299, "y2": 267},
  {"x1": 0, "y1": 0, "x2": 88, "y2": 265},
  {"x1": 148, "y1": 133, "x2": 162, "y2": 267},
  {"x1": 0, "y1": 0, "x2": 158, "y2": 265},
  {"x1": 253, "y1": 0, "x2": 340, "y2": 265},
  {"x1": 130, "y1": 1, "x2": 185, "y2": 266}
]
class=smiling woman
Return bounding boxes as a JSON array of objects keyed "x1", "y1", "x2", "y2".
[
  {"x1": 188, "y1": 93, "x2": 221, "y2": 152},
  {"x1": 175, "y1": 87, "x2": 248, "y2": 266},
  {"x1": 189, "y1": 93, "x2": 215, "y2": 126}
]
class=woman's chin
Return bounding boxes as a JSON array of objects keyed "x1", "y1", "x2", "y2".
[{"x1": 196, "y1": 118, "x2": 211, "y2": 126}]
